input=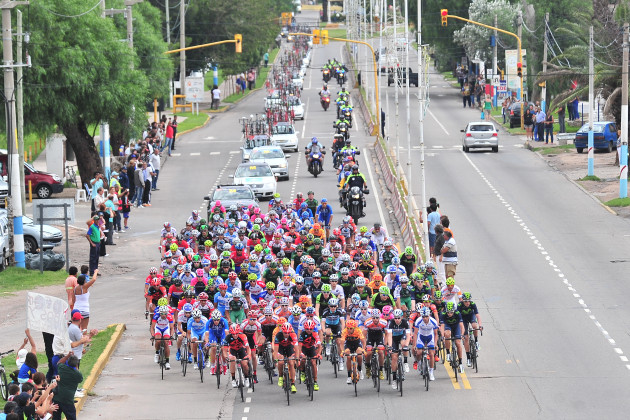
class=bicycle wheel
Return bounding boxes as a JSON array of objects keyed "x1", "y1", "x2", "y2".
[
  {"x1": 471, "y1": 338, "x2": 478, "y2": 373},
  {"x1": 384, "y1": 353, "x2": 391, "y2": 384},
  {"x1": 216, "y1": 356, "x2": 221, "y2": 389},
  {"x1": 0, "y1": 369, "x2": 8, "y2": 400},
  {"x1": 198, "y1": 349, "x2": 204, "y2": 383},
  {"x1": 397, "y1": 363, "x2": 403, "y2": 397},
  {"x1": 451, "y1": 343, "x2": 458, "y2": 382},
  {"x1": 285, "y1": 369, "x2": 291, "y2": 406},
  {"x1": 248, "y1": 359, "x2": 255, "y2": 392},
  {"x1": 371, "y1": 353, "x2": 377, "y2": 388},
  {"x1": 423, "y1": 358, "x2": 429, "y2": 391},
  {"x1": 306, "y1": 362, "x2": 314, "y2": 401},
  {"x1": 181, "y1": 343, "x2": 188, "y2": 377},
  {"x1": 353, "y1": 362, "x2": 358, "y2": 397},
  {"x1": 238, "y1": 367, "x2": 245, "y2": 403},
  {"x1": 160, "y1": 346, "x2": 165, "y2": 380}
]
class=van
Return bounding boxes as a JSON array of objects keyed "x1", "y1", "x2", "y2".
[{"x1": 0, "y1": 152, "x2": 64, "y2": 199}]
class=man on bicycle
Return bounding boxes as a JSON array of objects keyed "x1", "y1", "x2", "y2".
[
  {"x1": 187, "y1": 308, "x2": 209, "y2": 369},
  {"x1": 439, "y1": 301, "x2": 465, "y2": 373},
  {"x1": 151, "y1": 305, "x2": 174, "y2": 370},
  {"x1": 386, "y1": 308, "x2": 411, "y2": 388},
  {"x1": 321, "y1": 298, "x2": 346, "y2": 369},
  {"x1": 413, "y1": 307, "x2": 438, "y2": 381},
  {"x1": 208, "y1": 310, "x2": 229, "y2": 374},
  {"x1": 341, "y1": 319, "x2": 365, "y2": 384},
  {"x1": 226, "y1": 288, "x2": 248, "y2": 324},
  {"x1": 224, "y1": 324, "x2": 251, "y2": 388},
  {"x1": 176, "y1": 302, "x2": 193, "y2": 362},
  {"x1": 363, "y1": 308, "x2": 387, "y2": 380},
  {"x1": 273, "y1": 322, "x2": 299, "y2": 394},
  {"x1": 240, "y1": 310, "x2": 263, "y2": 382},
  {"x1": 298, "y1": 319, "x2": 321, "y2": 391},
  {"x1": 458, "y1": 292, "x2": 482, "y2": 367}
]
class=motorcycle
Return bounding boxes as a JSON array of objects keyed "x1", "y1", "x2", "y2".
[
  {"x1": 336, "y1": 98, "x2": 347, "y2": 118},
  {"x1": 337, "y1": 68, "x2": 346, "y2": 85},
  {"x1": 335, "y1": 121, "x2": 350, "y2": 141},
  {"x1": 321, "y1": 93, "x2": 331, "y2": 111},
  {"x1": 345, "y1": 186, "x2": 369, "y2": 224},
  {"x1": 342, "y1": 107, "x2": 353, "y2": 126},
  {"x1": 323, "y1": 68, "x2": 331, "y2": 82},
  {"x1": 305, "y1": 146, "x2": 326, "y2": 177}
]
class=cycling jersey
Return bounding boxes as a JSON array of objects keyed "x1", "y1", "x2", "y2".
[
  {"x1": 439, "y1": 310, "x2": 463, "y2": 326},
  {"x1": 400, "y1": 254, "x2": 416, "y2": 275},
  {"x1": 440, "y1": 285, "x2": 462, "y2": 305},
  {"x1": 274, "y1": 331, "x2": 298, "y2": 347},
  {"x1": 179, "y1": 273, "x2": 196, "y2": 287},
  {"x1": 363, "y1": 317, "x2": 388, "y2": 345},
  {"x1": 224, "y1": 333, "x2": 250, "y2": 351},
  {"x1": 245, "y1": 280, "x2": 265, "y2": 301},
  {"x1": 413, "y1": 317, "x2": 438, "y2": 349},
  {"x1": 299, "y1": 330, "x2": 321, "y2": 349},
  {"x1": 193, "y1": 301, "x2": 214, "y2": 319},
  {"x1": 153, "y1": 313, "x2": 173, "y2": 336},
  {"x1": 289, "y1": 285, "x2": 309, "y2": 303},
  {"x1": 321, "y1": 308, "x2": 346, "y2": 327},
  {"x1": 341, "y1": 327, "x2": 364, "y2": 343},
  {"x1": 316, "y1": 292, "x2": 334, "y2": 316},
  {"x1": 386, "y1": 319, "x2": 410, "y2": 338},
  {"x1": 458, "y1": 301, "x2": 479, "y2": 322},
  {"x1": 213, "y1": 292, "x2": 232, "y2": 315},
  {"x1": 354, "y1": 310, "x2": 371, "y2": 326},
  {"x1": 207, "y1": 318, "x2": 229, "y2": 343},
  {"x1": 240, "y1": 319, "x2": 262, "y2": 348},
  {"x1": 370, "y1": 293, "x2": 396, "y2": 311},
  {"x1": 393, "y1": 285, "x2": 414, "y2": 309},
  {"x1": 349, "y1": 285, "x2": 373, "y2": 302},
  {"x1": 358, "y1": 262, "x2": 375, "y2": 278},
  {"x1": 177, "y1": 312, "x2": 192, "y2": 333},
  {"x1": 187, "y1": 316, "x2": 209, "y2": 339},
  {"x1": 298, "y1": 315, "x2": 321, "y2": 332},
  {"x1": 276, "y1": 281, "x2": 294, "y2": 297}
]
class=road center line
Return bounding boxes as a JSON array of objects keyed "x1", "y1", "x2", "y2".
[
  {"x1": 460, "y1": 151, "x2": 630, "y2": 370},
  {"x1": 428, "y1": 108, "x2": 449, "y2": 136},
  {"x1": 362, "y1": 147, "x2": 386, "y2": 228}
]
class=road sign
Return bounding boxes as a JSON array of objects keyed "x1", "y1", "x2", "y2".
[
  {"x1": 492, "y1": 75, "x2": 500, "y2": 86},
  {"x1": 498, "y1": 80, "x2": 507, "y2": 92},
  {"x1": 185, "y1": 77, "x2": 204, "y2": 103}
]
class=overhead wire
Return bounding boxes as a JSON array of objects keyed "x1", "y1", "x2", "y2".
[{"x1": 33, "y1": 0, "x2": 103, "y2": 18}]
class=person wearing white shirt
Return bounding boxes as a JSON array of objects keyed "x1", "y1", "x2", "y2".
[{"x1": 149, "y1": 149, "x2": 161, "y2": 190}]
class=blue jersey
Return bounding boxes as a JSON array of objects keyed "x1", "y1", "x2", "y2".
[
  {"x1": 207, "y1": 317, "x2": 229, "y2": 340},
  {"x1": 214, "y1": 292, "x2": 232, "y2": 315},
  {"x1": 287, "y1": 314, "x2": 301, "y2": 332},
  {"x1": 187, "y1": 315, "x2": 209, "y2": 336},
  {"x1": 247, "y1": 263, "x2": 262, "y2": 277}
]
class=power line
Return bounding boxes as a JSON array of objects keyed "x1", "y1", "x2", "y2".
[{"x1": 33, "y1": 0, "x2": 102, "y2": 18}]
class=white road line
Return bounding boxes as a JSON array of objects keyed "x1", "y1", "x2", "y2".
[
  {"x1": 302, "y1": 99, "x2": 309, "y2": 139},
  {"x1": 229, "y1": 151, "x2": 240, "y2": 154},
  {"x1": 460, "y1": 151, "x2": 630, "y2": 371},
  {"x1": 428, "y1": 108, "x2": 449, "y2": 135},
  {"x1": 210, "y1": 151, "x2": 220, "y2": 155},
  {"x1": 362, "y1": 147, "x2": 386, "y2": 227},
  {"x1": 244, "y1": 407, "x2": 250, "y2": 413},
  {"x1": 190, "y1": 152, "x2": 200, "y2": 156},
  {"x1": 171, "y1": 153, "x2": 181, "y2": 157},
  {"x1": 433, "y1": 145, "x2": 444, "y2": 149}
]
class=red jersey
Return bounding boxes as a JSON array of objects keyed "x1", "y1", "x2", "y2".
[
  {"x1": 274, "y1": 331, "x2": 298, "y2": 347},
  {"x1": 177, "y1": 298, "x2": 197, "y2": 311},
  {"x1": 299, "y1": 330, "x2": 321, "y2": 349},
  {"x1": 224, "y1": 333, "x2": 250, "y2": 351},
  {"x1": 363, "y1": 317, "x2": 388, "y2": 332}
]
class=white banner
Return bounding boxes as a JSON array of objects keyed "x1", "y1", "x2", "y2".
[
  {"x1": 27, "y1": 292, "x2": 71, "y2": 353},
  {"x1": 185, "y1": 77, "x2": 205, "y2": 103}
]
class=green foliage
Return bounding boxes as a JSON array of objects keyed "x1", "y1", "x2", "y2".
[
  {"x1": 0, "y1": 267, "x2": 66, "y2": 296},
  {"x1": 604, "y1": 197, "x2": 630, "y2": 207}
]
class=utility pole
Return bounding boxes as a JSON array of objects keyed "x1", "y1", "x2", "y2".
[
  {"x1": 393, "y1": 0, "x2": 399, "y2": 170},
  {"x1": 404, "y1": 0, "x2": 411, "y2": 221},
  {"x1": 588, "y1": 25, "x2": 594, "y2": 176},
  {"x1": 16, "y1": 9, "x2": 25, "y2": 210},
  {"x1": 620, "y1": 22, "x2": 628, "y2": 198},
  {"x1": 517, "y1": 11, "x2": 522, "y2": 100},
  {"x1": 165, "y1": 0, "x2": 172, "y2": 108},
  {"x1": 541, "y1": 12, "x2": 549, "y2": 112},
  {"x1": 418, "y1": 0, "x2": 429, "y2": 261},
  {"x1": 179, "y1": 0, "x2": 186, "y2": 96},
  {"x1": 493, "y1": 14, "x2": 497, "y2": 108},
  {"x1": 3, "y1": 1, "x2": 26, "y2": 268}
]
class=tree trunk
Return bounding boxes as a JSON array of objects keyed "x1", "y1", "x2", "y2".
[
  {"x1": 62, "y1": 120, "x2": 103, "y2": 187},
  {"x1": 110, "y1": 120, "x2": 129, "y2": 160}
]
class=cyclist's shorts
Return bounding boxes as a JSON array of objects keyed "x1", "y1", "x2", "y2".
[
  {"x1": 302, "y1": 346, "x2": 317, "y2": 358},
  {"x1": 190, "y1": 330, "x2": 206, "y2": 341},
  {"x1": 328, "y1": 324, "x2": 341, "y2": 336},
  {"x1": 229, "y1": 347, "x2": 249, "y2": 359},
  {"x1": 231, "y1": 310, "x2": 246, "y2": 324},
  {"x1": 443, "y1": 323, "x2": 462, "y2": 339},
  {"x1": 344, "y1": 340, "x2": 362, "y2": 352},
  {"x1": 391, "y1": 335, "x2": 406, "y2": 351},
  {"x1": 277, "y1": 345, "x2": 295, "y2": 357},
  {"x1": 415, "y1": 334, "x2": 435, "y2": 350},
  {"x1": 245, "y1": 334, "x2": 257, "y2": 349},
  {"x1": 208, "y1": 331, "x2": 224, "y2": 344},
  {"x1": 155, "y1": 326, "x2": 171, "y2": 339}
]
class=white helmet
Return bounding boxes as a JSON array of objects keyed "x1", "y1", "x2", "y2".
[
  {"x1": 232, "y1": 288, "x2": 242, "y2": 298},
  {"x1": 191, "y1": 308, "x2": 202, "y2": 318}
]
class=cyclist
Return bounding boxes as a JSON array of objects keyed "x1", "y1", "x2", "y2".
[
  {"x1": 298, "y1": 319, "x2": 321, "y2": 391},
  {"x1": 274, "y1": 297, "x2": 292, "y2": 318},
  {"x1": 440, "y1": 277, "x2": 462, "y2": 305},
  {"x1": 349, "y1": 277, "x2": 373, "y2": 303},
  {"x1": 244, "y1": 273, "x2": 265, "y2": 304},
  {"x1": 240, "y1": 310, "x2": 263, "y2": 382},
  {"x1": 213, "y1": 283, "x2": 231, "y2": 316},
  {"x1": 321, "y1": 298, "x2": 346, "y2": 368},
  {"x1": 458, "y1": 292, "x2": 482, "y2": 367},
  {"x1": 146, "y1": 277, "x2": 167, "y2": 316},
  {"x1": 329, "y1": 275, "x2": 346, "y2": 308},
  {"x1": 288, "y1": 276, "x2": 309, "y2": 304},
  {"x1": 412, "y1": 307, "x2": 438, "y2": 381},
  {"x1": 393, "y1": 276, "x2": 415, "y2": 313},
  {"x1": 224, "y1": 324, "x2": 251, "y2": 388},
  {"x1": 371, "y1": 285, "x2": 396, "y2": 311},
  {"x1": 276, "y1": 274, "x2": 295, "y2": 298},
  {"x1": 151, "y1": 305, "x2": 174, "y2": 370},
  {"x1": 259, "y1": 306, "x2": 279, "y2": 346},
  {"x1": 187, "y1": 309, "x2": 209, "y2": 369},
  {"x1": 439, "y1": 301, "x2": 465, "y2": 373},
  {"x1": 176, "y1": 302, "x2": 193, "y2": 362},
  {"x1": 346, "y1": 293, "x2": 362, "y2": 319},
  {"x1": 400, "y1": 246, "x2": 417, "y2": 275},
  {"x1": 273, "y1": 322, "x2": 299, "y2": 394},
  {"x1": 341, "y1": 319, "x2": 366, "y2": 384},
  {"x1": 208, "y1": 310, "x2": 229, "y2": 374},
  {"x1": 378, "y1": 240, "x2": 398, "y2": 273},
  {"x1": 226, "y1": 288, "x2": 248, "y2": 324},
  {"x1": 193, "y1": 292, "x2": 214, "y2": 319},
  {"x1": 315, "y1": 284, "x2": 334, "y2": 316},
  {"x1": 363, "y1": 308, "x2": 387, "y2": 380},
  {"x1": 386, "y1": 308, "x2": 411, "y2": 388}
]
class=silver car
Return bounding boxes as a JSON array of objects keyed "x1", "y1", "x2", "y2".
[
  {"x1": 249, "y1": 146, "x2": 290, "y2": 180},
  {"x1": 461, "y1": 122, "x2": 499, "y2": 153},
  {"x1": 0, "y1": 209, "x2": 63, "y2": 254},
  {"x1": 231, "y1": 163, "x2": 277, "y2": 199}
]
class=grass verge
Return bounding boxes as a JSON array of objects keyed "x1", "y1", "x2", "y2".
[
  {"x1": 578, "y1": 175, "x2": 602, "y2": 181},
  {"x1": 0, "y1": 267, "x2": 66, "y2": 296},
  {"x1": 532, "y1": 144, "x2": 574, "y2": 155},
  {"x1": 174, "y1": 112, "x2": 210, "y2": 134},
  {"x1": 223, "y1": 48, "x2": 280, "y2": 104},
  {"x1": 0, "y1": 132, "x2": 47, "y2": 163},
  {"x1": 604, "y1": 197, "x2": 630, "y2": 207},
  {"x1": 0, "y1": 325, "x2": 116, "y2": 388},
  {"x1": 327, "y1": 28, "x2": 347, "y2": 38}
]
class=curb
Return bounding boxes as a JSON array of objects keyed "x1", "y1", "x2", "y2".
[
  {"x1": 75, "y1": 323, "x2": 126, "y2": 413},
  {"x1": 175, "y1": 114, "x2": 211, "y2": 139}
]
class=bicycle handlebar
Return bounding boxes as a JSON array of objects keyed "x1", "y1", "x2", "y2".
[{"x1": 0, "y1": 349, "x2": 14, "y2": 358}]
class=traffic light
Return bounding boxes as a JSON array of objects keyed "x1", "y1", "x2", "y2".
[
  {"x1": 321, "y1": 30, "x2": 329, "y2": 45},
  {"x1": 517, "y1": 62, "x2": 522, "y2": 78},
  {"x1": 234, "y1": 34, "x2": 242, "y2": 53},
  {"x1": 441, "y1": 9, "x2": 448, "y2": 27},
  {"x1": 313, "y1": 29, "x2": 320, "y2": 45}
]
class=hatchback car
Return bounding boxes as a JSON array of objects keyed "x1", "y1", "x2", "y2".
[
  {"x1": 289, "y1": 96, "x2": 305, "y2": 120},
  {"x1": 249, "y1": 146, "x2": 290, "y2": 180},
  {"x1": 0, "y1": 209, "x2": 64, "y2": 254},
  {"x1": 271, "y1": 122, "x2": 299, "y2": 152},
  {"x1": 574, "y1": 121, "x2": 618, "y2": 153},
  {"x1": 203, "y1": 185, "x2": 258, "y2": 220},
  {"x1": 461, "y1": 122, "x2": 499, "y2": 152},
  {"x1": 231, "y1": 163, "x2": 277, "y2": 199}
]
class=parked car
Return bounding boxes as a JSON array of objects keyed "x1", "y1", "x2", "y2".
[
  {"x1": 574, "y1": 121, "x2": 618, "y2": 153},
  {"x1": 387, "y1": 67, "x2": 418, "y2": 87},
  {"x1": 249, "y1": 146, "x2": 290, "y2": 180},
  {"x1": 0, "y1": 177, "x2": 7, "y2": 208},
  {"x1": 203, "y1": 185, "x2": 258, "y2": 220},
  {"x1": 271, "y1": 122, "x2": 299, "y2": 152},
  {"x1": 231, "y1": 163, "x2": 277, "y2": 199},
  {"x1": 0, "y1": 209, "x2": 63, "y2": 254},
  {"x1": 507, "y1": 102, "x2": 529, "y2": 128},
  {"x1": 461, "y1": 122, "x2": 499, "y2": 153},
  {"x1": 0, "y1": 151, "x2": 64, "y2": 199},
  {"x1": 241, "y1": 134, "x2": 272, "y2": 162},
  {"x1": 0, "y1": 212, "x2": 9, "y2": 269}
]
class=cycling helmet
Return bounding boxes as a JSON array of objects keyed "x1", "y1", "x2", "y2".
[
  {"x1": 218, "y1": 283, "x2": 228, "y2": 290},
  {"x1": 339, "y1": 267, "x2": 350, "y2": 275},
  {"x1": 150, "y1": 278, "x2": 161, "y2": 287},
  {"x1": 379, "y1": 285, "x2": 390, "y2": 294},
  {"x1": 228, "y1": 271, "x2": 238, "y2": 279},
  {"x1": 422, "y1": 294, "x2": 431, "y2": 302},
  {"x1": 281, "y1": 322, "x2": 293, "y2": 334},
  {"x1": 211, "y1": 310, "x2": 222, "y2": 320},
  {"x1": 232, "y1": 288, "x2": 242, "y2": 298},
  {"x1": 149, "y1": 267, "x2": 158, "y2": 275},
  {"x1": 305, "y1": 306, "x2": 316, "y2": 315},
  {"x1": 159, "y1": 306, "x2": 169, "y2": 314},
  {"x1": 446, "y1": 302, "x2": 455, "y2": 312},
  {"x1": 383, "y1": 240, "x2": 393, "y2": 247},
  {"x1": 346, "y1": 319, "x2": 358, "y2": 329},
  {"x1": 209, "y1": 268, "x2": 218, "y2": 277},
  {"x1": 279, "y1": 297, "x2": 290, "y2": 305},
  {"x1": 328, "y1": 298, "x2": 339, "y2": 307},
  {"x1": 185, "y1": 248, "x2": 194, "y2": 256},
  {"x1": 382, "y1": 306, "x2": 393, "y2": 316},
  {"x1": 392, "y1": 309, "x2": 404, "y2": 318},
  {"x1": 198, "y1": 292, "x2": 209, "y2": 300},
  {"x1": 371, "y1": 308, "x2": 381, "y2": 317},
  {"x1": 229, "y1": 324, "x2": 241, "y2": 335},
  {"x1": 184, "y1": 263, "x2": 192, "y2": 272},
  {"x1": 410, "y1": 272, "x2": 422, "y2": 281},
  {"x1": 210, "y1": 254, "x2": 219, "y2": 261},
  {"x1": 204, "y1": 240, "x2": 212, "y2": 247},
  {"x1": 322, "y1": 284, "x2": 332, "y2": 292},
  {"x1": 281, "y1": 258, "x2": 291, "y2": 265},
  {"x1": 248, "y1": 273, "x2": 258, "y2": 281},
  {"x1": 446, "y1": 277, "x2": 455, "y2": 286},
  {"x1": 173, "y1": 279, "x2": 183, "y2": 287},
  {"x1": 196, "y1": 269, "x2": 204, "y2": 277},
  {"x1": 462, "y1": 292, "x2": 472, "y2": 301},
  {"x1": 392, "y1": 256, "x2": 400, "y2": 264},
  {"x1": 299, "y1": 295, "x2": 310, "y2": 304},
  {"x1": 263, "y1": 307, "x2": 274, "y2": 315},
  {"x1": 434, "y1": 291, "x2": 442, "y2": 299},
  {"x1": 404, "y1": 246, "x2": 413, "y2": 255},
  {"x1": 250, "y1": 254, "x2": 259, "y2": 261},
  {"x1": 355, "y1": 277, "x2": 366, "y2": 287},
  {"x1": 235, "y1": 243, "x2": 244, "y2": 250},
  {"x1": 157, "y1": 297, "x2": 168, "y2": 307},
  {"x1": 266, "y1": 282, "x2": 275, "y2": 290},
  {"x1": 313, "y1": 271, "x2": 321, "y2": 278},
  {"x1": 415, "y1": 303, "x2": 424, "y2": 312},
  {"x1": 420, "y1": 307, "x2": 431, "y2": 317},
  {"x1": 191, "y1": 308, "x2": 202, "y2": 318},
  {"x1": 311, "y1": 137, "x2": 318, "y2": 144},
  {"x1": 351, "y1": 293, "x2": 361, "y2": 304},
  {"x1": 164, "y1": 251, "x2": 172, "y2": 258},
  {"x1": 291, "y1": 305, "x2": 302, "y2": 316},
  {"x1": 170, "y1": 243, "x2": 178, "y2": 252},
  {"x1": 387, "y1": 265, "x2": 397, "y2": 274},
  {"x1": 295, "y1": 276, "x2": 304, "y2": 284},
  {"x1": 248, "y1": 310, "x2": 258, "y2": 319},
  {"x1": 329, "y1": 274, "x2": 338, "y2": 281},
  {"x1": 425, "y1": 260, "x2": 435, "y2": 269},
  {"x1": 400, "y1": 276, "x2": 409, "y2": 283},
  {"x1": 183, "y1": 303, "x2": 193, "y2": 312},
  {"x1": 304, "y1": 319, "x2": 317, "y2": 330},
  {"x1": 359, "y1": 300, "x2": 369, "y2": 308}
]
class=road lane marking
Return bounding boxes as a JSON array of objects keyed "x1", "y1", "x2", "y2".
[
  {"x1": 244, "y1": 407, "x2": 250, "y2": 413},
  {"x1": 442, "y1": 360, "x2": 462, "y2": 389},
  {"x1": 210, "y1": 152, "x2": 220, "y2": 155},
  {"x1": 171, "y1": 153, "x2": 181, "y2": 157},
  {"x1": 428, "y1": 108, "x2": 449, "y2": 135},
  {"x1": 229, "y1": 151, "x2": 239, "y2": 154},
  {"x1": 190, "y1": 152, "x2": 200, "y2": 156},
  {"x1": 461, "y1": 151, "x2": 630, "y2": 371},
  {"x1": 460, "y1": 371, "x2": 472, "y2": 389},
  {"x1": 302, "y1": 99, "x2": 308, "y2": 139},
  {"x1": 362, "y1": 147, "x2": 386, "y2": 227}
]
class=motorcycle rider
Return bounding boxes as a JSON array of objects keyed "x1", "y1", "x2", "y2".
[
  {"x1": 305, "y1": 137, "x2": 325, "y2": 168},
  {"x1": 343, "y1": 165, "x2": 368, "y2": 211},
  {"x1": 319, "y1": 84, "x2": 331, "y2": 98},
  {"x1": 333, "y1": 116, "x2": 352, "y2": 140},
  {"x1": 337, "y1": 85, "x2": 350, "y2": 98}
]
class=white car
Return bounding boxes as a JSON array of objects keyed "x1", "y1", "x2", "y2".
[
  {"x1": 232, "y1": 163, "x2": 277, "y2": 199},
  {"x1": 289, "y1": 96, "x2": 305, "y2": 120},
  {"x1": 249, "y1": 146, "x2": 290, "y2": 180},
  {"x1": 271, "y1": 122, "x2": 299, "y2": 152},
  {"x1": 461, "y1": 122, "x2": 499, "y2": 153},
  {"x1": 292, "y1": 75, "x2": 303, "y2": 90},
  {"x1": 265, "y1": 90, "x2": 282, "y2": 111}
]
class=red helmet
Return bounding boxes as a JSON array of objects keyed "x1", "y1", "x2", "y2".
[
  {"x1": 248, "y1": 310, "x2": 258, "y2": 319},
  {"x1": 229, "y1": 271, "x2": 238, "y2": 278},
  {"x1": 150, "y1": 278, "x2": 161, "y2": 287},
  {"x1": 229, "y1": 324, "x2": 241, "y2": 334},
  {"x1": 258, "y1": 300, "x2": 268, "y2": 308},
  {"x1": 281, "y1": 322, "x2": 293, "y2": 334},
  {"x1": 198, "y1": 292, "x2": 209, "y2": 300},
  {"x1": 304, "y1": 320, "x2": 316, "y2": 330},
  {"x1": 218, "y1": 283, "x2": 228, "y2": 290}
]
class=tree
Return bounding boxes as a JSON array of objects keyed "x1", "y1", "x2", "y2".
[{"x1": 21, "y1": 0, "x2": 169, "y2": 185}]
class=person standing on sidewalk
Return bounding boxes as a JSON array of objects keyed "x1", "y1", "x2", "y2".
[
  {"x1": 89, "y1": 172, "x2": 106, "y2": 212},
  {"x1": 211, "y1": 85, "x2": 221, "y2": 110},
  {"x1": 535, "y1": 107, "x2": 546, "y2": 142},
  {"x1": 545, "y1": 111, "x2": 554, "y2": 144},
  {"x1": 86, "y1": 215, "x2": 101, "y2": 276},
  {"x1": 171, "y1": 115, "x2": 178, "y2": 151},
  {"x1": 150, "y1": 148, "x2": 161, "y2": 191},
  {"x1": 264, "y1": 52, "x2": 269, "y2": 67},
  {"x1": 558, "y1": 104, "x2": 566, "y2": 133},
  {"x1": 142, "y1": 161, "x2": 153, "y2": 206},
  {"x1": 134, "y1": 163, "x2": 145, "y2": 208},
  {"x1": 52, "y1": 353, "x2": 83, "y2": 420},
  {"x1": 161, "y1": 118, "x2": 174, "y2": 156}
]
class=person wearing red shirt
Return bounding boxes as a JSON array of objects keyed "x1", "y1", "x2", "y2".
[
  {"x1": 162, "y1": 119, "x2": 174, "y2": 156},
  {"x1": 273, "y1": 322, "x2": 299, "y2": 393}
]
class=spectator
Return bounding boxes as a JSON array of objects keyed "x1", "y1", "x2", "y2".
[
  {"x1": 461, "y1": 82, "x2": 471, "y2": 108},
  {"x1": 440, "y1": 215, "x2": 453, "y2": 237},
  {"x1": 264, "y1": 51, "x2": 269, "y2": 67},
  {"x1": 109, "y1": 171, "x2": 121, "y2": 194},
  {"x1": 161, "y1": 119, "x2": 174, "y2": 156},
  {"x1": 545, "y1": 110, "x2": 554, "y2": 144},
  {"x1": 86, "y1": 215, "x2": 101, "y2": 276},
  {"x1": 426, "y1": 204, "x2": 440, "y2": 257},
  {"x1": 558, "y1": 104, "x2": 566, "y2": 133},
  {"x1": 150, "y1": 149, "x2": 161, "y2": 191},
  {"x1": 119, "y1": 166, "x2": 129, "y2": 191},
  {"x1": 535, "y1": 107, "x2": 546, "y2": 142},
  {"x1": 52, "y1": 353, "x2": 83, "y2": 420},
  {"x1": 142, "y1": 161, "x2": 153, "y2": 206},
  {"x1": 572, "y1": 97, "x2": 580, "y2": 120},
  {"x1": 211, "y1": 85, "x2": 221, "y2": 110},
  {"x1": 6, "y1": 384, "x2": 19, "y2": 402},
  {"x1": 170, "y1": 115, "x2": 178, "y2": 151},
  {"x1": 247, "y1": 69, "x2": 256, "y2": 90},
  {"x1": 93, "y1": 187, "x2": 106, "y2": 210},
  {"x1": 65, "y1": 266, "x2": 78, "y2": 309},
  {"x1": 524, "y1": 107, "x2": 534, "y2": 141},
  {"x1": 96, "y1": 210, "x2": 108, "y2": 258},
  {"x1": 440, "y1": 230, "x2": 458, "y2": 278},
  {"x1": 120, "y1": 189, "x2": 131, "y2": 230},
  {"x1": 134, "y1": 163, "x2": 145, "y2": 208},
  {"x1": 16, "y1": 328, "x2": 37, "y2": 370},
  {"x1": 104, "y1": 195, "x2": 116, "y2": 246},
  {"x1": 1, "y1": 401, "x2": 17, "y2": 418},
  {"x1": 433, "y1": 224, "x2": 446, "y2": 285},
  {"x1": 17, "y1": 352, "x2": 38, "y2": 384},
  {"x1": 235, "y1": 75, "x2": 242, "y2": 94},
  {"x1": 74, "y1": 270, "x2": 99, "y2": 331},
  {"x1": 110, "y1": 186, "x2": 122, "y2": 233},
  {"x1": 89, "y1": 172, "x2": 106, "y2": 212}
]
